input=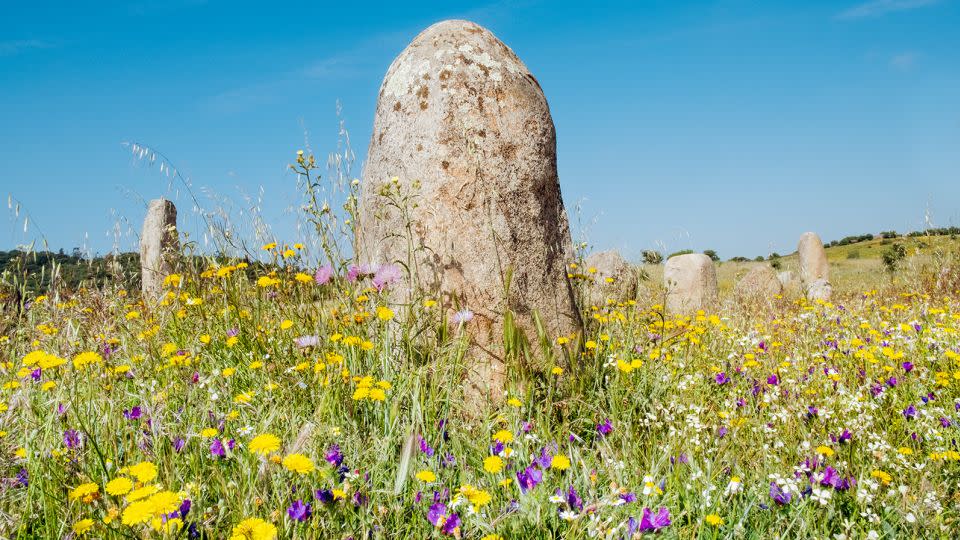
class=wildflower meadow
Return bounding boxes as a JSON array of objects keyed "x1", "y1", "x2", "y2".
[{"x1": 2, "y1": 151, "x2": 960, "y2": 539}]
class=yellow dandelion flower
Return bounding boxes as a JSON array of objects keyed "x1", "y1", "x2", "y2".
[
  {"x1": 69, "y1": 482, "x2": 99, "y2": 501},
  {"x1": 127, "y1": 461, "x2": 158, "y2": 483},
  {"x1": 249, "y1": 434, "x2": 281, "y2": 456},
  {"x1": 550, "y1": 454, "x2": 571, "y2": 470},
  {"x1": 492, "y1": 430, "x2": 514, "y2": 443},
  {"x1": 483, "y1": 456, "x2": 504, "y2": 474},
  {"x1": 105, "y1": 477, "x2": 133, "y2": 496},
  {"x1": 415, "y1": 470, "x2": 436, "y2": 482},
  {"x1": 281, "y1": 453, "x2": 315, "y2": 475},
  {"x1": 72, "y1": 518, "x2": 94, "y2": 535}
]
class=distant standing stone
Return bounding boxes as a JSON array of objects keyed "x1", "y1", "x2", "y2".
[
  {"x1": 806, "y1": 279, "x2": 833, "y2": 302},
  {"x1": 664, "y1": 253, "x2": 718, "y2": 313},
  {"x1": 584, "y1": 250, "x2": 635, "y2": 305},
  {"x1": 734, "y1": 265, "x2": 782, "y2": 300},
  {"x1": 798, "y1": 232, "x2": 831, "y2": 300},
  {"x1": 140, "y1": 199, "x2": 178, "y2": 301},
  {"x1": 778, "y1": 270, "x2": 801, "y2": 297},
  {"x1": 357, "y1": 20, "x2": 581, "y2": 408}
]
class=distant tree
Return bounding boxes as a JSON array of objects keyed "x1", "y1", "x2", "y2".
[
  {"x1": 729, "y1": 256, "x2": 749, "y2": 262},
  {"x1": 754, "y1": 256, "x2": 764, "y2": 262},
  {"x1": 882, "y1": 244, "x2": 907, "y2": 274},
  {"x1": 703, "y1": 250, "x2": 720, "y2": 262},
  {"x1": 641, "y1": 250, "x2": 663, "y2": 265},
  {"x1": 767, "y1": 252, "x2": 781, "y2": 260},
  {"x1": 880, "y1": 231, "x2": 898, "y2": 239},
  {"x1": 667, "y1": 249, "x2": 694, "y2": 259}
]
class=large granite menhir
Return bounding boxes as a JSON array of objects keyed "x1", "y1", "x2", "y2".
[
  {"x1": 140, "y1": 198, "x2": 178, "y2": 301},
  {"x1": 357, "y1": 20, "x2": 581, "y2": 409}
]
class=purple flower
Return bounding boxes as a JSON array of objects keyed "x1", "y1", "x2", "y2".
[
  {"x1": 427, "y1": 503, "x2": 447, "y2": 526},
  {"x1": 325, "y1": 444, "x2": 344, "y2": 467},
  {"x1": 517, "y1": 466, "x2": 543, "y2": 493},
  {"x1": 767, "y1": 374, "x2": 779, "y2": 385},
  {"x1": 63, "y1": 429, "x2": 81, "y2": 449},
  {"x1": 294, "y1": 335, "x2": 320, "y2": 348},
  {"x1": 619, "y1": 491, "x2": 637, "y2": 504},
  {"x1": 179, "y1": 499, "x2": 191, "y2": 518},
  {"x1": 123, "y1": 406, "x2": 142, "y2": 421},
  {"x1": 887, "y1": 377, "x2": 898, "y2": 388},
  {"x1": 371, "y1": 264, "x2": 402, "y2": 292},
  {"x1": 346, "y1": 264, "x2": 373, "y2": 283},
  {"x1": 903, "y1": 404, "x2": 917, "y2": 419},
  {"x1": 940, "y1": 417, "x2": 952, "y2": 428},
  {"x1": 451, "y1": 309, "x2": 474, "y2": 324},
  {"x1": 837, "y1": 429, "x2": 852, "y2": 444},
  {"x1": 566, "y1": 485, "x2": 583, "y2": 511},
  {"x1": 535, "y1": 446, "x2": 554, "y2": 469},
  {"x1": 597, "y1": 418, "x2": 613, "y2": 437},
  {"x1": 15, "y1": 468, "x2": 28, "y2": 487},
  {"x1": 491, "y1": 440, "x2": 505, "y2": 455},
  {"x1": 715, "y1": 372, "x2": 729, "y2": 385},
  {"x1": 418, "y1": 436, "x2": 435, "y2": 457},
  {"x1": 314, "y1": 264, "x2": 334, "y2": 285},
  {"x1": 441, "y1": 512, "x2": 460, "y2": 535},
  {"x1": 287, "y1": 499, "x2": 311, "y2": 521},
  {"x1": 820, "y1": 466, "x2": 840, "y2": 488},
  {"x1": 902, "y1": 361, "x2": 914, "y2": 373},
  {"x1": 638, "y1": 507, "x2": 671, "y2": 531},
  {"x1": 769, "y1": 482, "x2": 791, "y2": 505},
  {"x1": 210, "y1": 439, "x2": 225, "y2": 458},
  {"x1": 226, "y1": 328, "x2": 239, "y2": 338},
  {"x1": 717, "y1": 426, "x2": 728, "y2": 438},
  {"x1": 315, "y1": 489, "x2": 334, "y2": 504},
  {"x1": 173, "y1": 437, "x2": 186, "y2": 453},
  {"x1": 30, "y1": 368, "x2": 41, "y2": 381}
]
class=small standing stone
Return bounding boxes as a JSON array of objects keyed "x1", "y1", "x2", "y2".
[
  {"x1": 140, "y1": 199, "x2": 178, "y2": 301},
  {"x1": 663, "y1": 253, "x2": 718, "y2": 314},
  {"x1": 583, "y1": 250, "x2": 635, "y2": 305},
  {"x1": 734, "y1": 265, "x2": 782, "y2": 300},
  {"x1": 806, "y1": 279, "x2": 833, "y2": 302},
  {"x1": 778, "y1": 270, "x2": 802, "y2": 297},
  {"x1": 798, "y1": 232, "x2": 831, "y2": 300}
]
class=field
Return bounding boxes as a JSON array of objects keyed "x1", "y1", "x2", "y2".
[{"x1": 2, "y1": 228, "x2": 960, "y2": 539}]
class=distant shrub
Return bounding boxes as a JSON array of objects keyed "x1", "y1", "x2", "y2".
[
  {"x1": 880, "y1": 231, "x2": 898, "y2": 239},
  {"x1": 771, "y1": 258, "x2": 782, "y2": 270},
  {"x1": 668, "y1": 249, "x2": 694, "y2": 259},
  {"x1": 641, "y1": 250, "x2": 663, "y2": 265},
  {"x1": 729, "y1": 256, "x2": 750, "y2": 263},
  {"x1": 703, "y1": 249, "x2": 720, "y2": 262}
]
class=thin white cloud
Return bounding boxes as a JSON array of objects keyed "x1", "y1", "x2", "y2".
[
  {"x1": 0, "y1": 39, "x2": 54, "y2": 57},
  {"x1": 837, "y1": 0, "x2": 939, "y2": 19},
  {"x1": 890, "y1": 52, "x2": 918, "y2": 70}
]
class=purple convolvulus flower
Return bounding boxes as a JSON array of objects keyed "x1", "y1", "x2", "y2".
[
  {"x1": 315, "y1": 489, "x2": 334, "y2": 504},
  {"x1": 638, "y1": 507, "x2": 671, "y2": 531},
  {"x1": 535, "y1": 446, "x2": 554, "y2": 469},
  {"x1": 517, "y1": 466, "x2": 543, "y2": 493},
  {"x1": 767, "y1": 374, "x2": 779, "y2": 385},
  {"x1": 287, "y1": 499, "x2": 311, "y2": 521},
  {"x1": 717, "y1": 426, "x2": 728, "y2": 438},
  {"x1": 30, "y1": 368, "x2": 41, "y2": 381},
  {"x1": 904, "y1": 404, "x2": 917, "y2": 419},
  {"x1": 123, "y1": 406, "x2": 142, "y2": 421},
  {"x1": 715, "y1": 372, "x2": 729, "y2": 385},
  {"x1": 887, "y1": 377, "x2": 899, "y2": 388},
  {"x1": 314, "y1": 264, "x2": 334, "y2": 285},
  {"x1": 902, "y1": 361, "x2": 914, "y2": 373},
  {"x1": 325, "y1": 444, "x2": 344, "y2": 466},
  {"x1": 210, "y1": 439, "x2": 225, "y2": 458},
  {"x1": 597, "y1": 418, "x2": 613, "y2": 437},
  {"x1": 770, "y1": 482, "x2": 792, "y2": 505},
  {"x1": 940, "y1": 417, "x2": 952, "y2": 428},
  {"x1": 173, "y1": 437, "x2": 186, "y2": 453},
  {"x1": 178, "y1": 499, "x2": 191, "y2": 518},
  {"x1": 426, "y1": 503, "x2": 447, "y2": 526},
  {"x1": 226, "y1": 328, "x2": 239, "y2": 338},
  {"x1": 620, "y1": 491, "x2": 637, "y2": 504}
]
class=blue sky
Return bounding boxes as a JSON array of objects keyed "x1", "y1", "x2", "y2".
[{"x1": 2, "y1": 0, "x2": 958, "y2": 261}]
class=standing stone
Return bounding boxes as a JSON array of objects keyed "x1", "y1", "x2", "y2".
[
  {"x1": 734, "y1": 264, "x2": 782, "y2": 300},
  {"x1": 798, "y1": 232, "x2": 831, "y2": 300},
  {"x1": 140, "y1": 199, "x2": 178, "y2": 301},
  {"x1": 357, "y1": 20, "x2": 580, "y2": 408},
  {"x1": 584, "y1": 250, "x2": 635, "y2": 305},
  {"x1": 663, "y1": 253, "x2": 718, "y2": 314},
  {"x1": 778, "y1": 270, "x2": 802, "y2": 297},
  {"x1": 806, "y1": 279, "x2": 833, "y2": 302}
]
